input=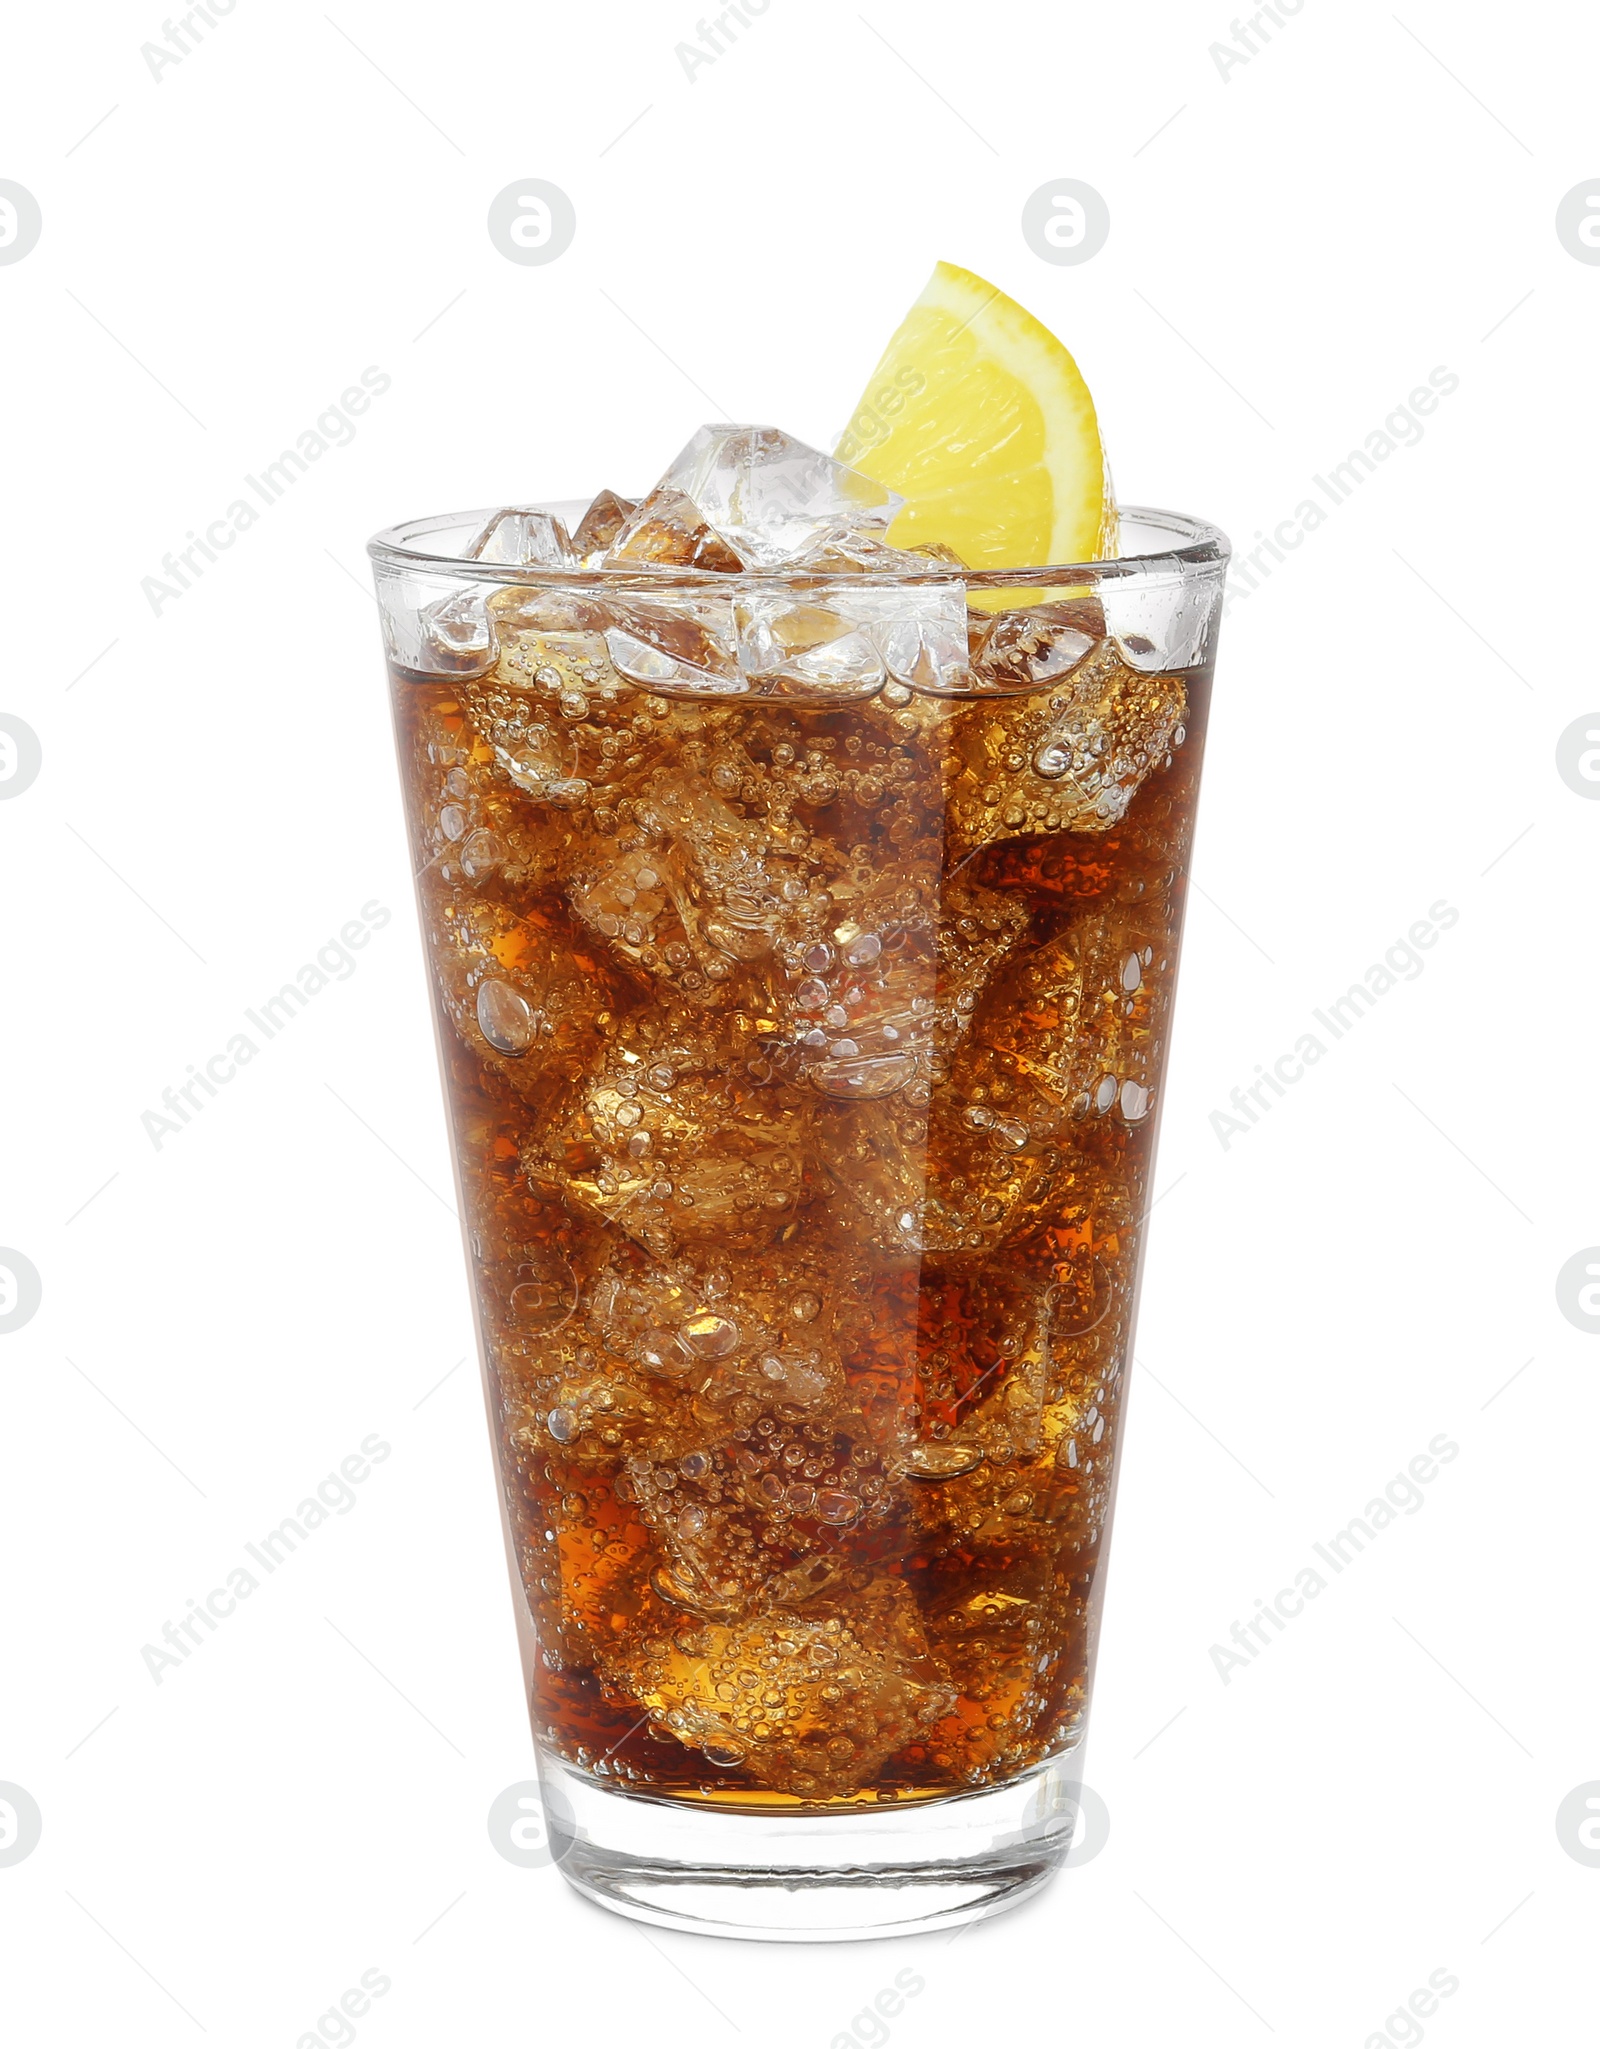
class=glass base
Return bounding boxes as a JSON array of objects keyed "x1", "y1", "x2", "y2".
[{"x1": 539, "y1": 1752, "x2": 1086, "y2": 1942}]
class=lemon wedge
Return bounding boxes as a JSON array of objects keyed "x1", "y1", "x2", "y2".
[{"x1": 835, "y1": 261, "x2": 1112, "y2": 570}]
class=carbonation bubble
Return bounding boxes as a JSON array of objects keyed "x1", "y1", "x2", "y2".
[
  {"x1": 512, "y1": 1280, "x2": 571, "y2": 1330},
  {"x1": 461, "y1": 829, "x2": 508, "y2": 878},
  {"x1": 902, "y1": 1444, "x2": 985, "y2": 1480},
  {"x1": 812, "y1": 1051, "x2": 916, "y2": 1099},
  {"x1": 478, "y1": 979, "x2": 538, "y2": 1053},
  {"x1": 680, "y1": 1313, "x2": 740, "y2": 1360}
]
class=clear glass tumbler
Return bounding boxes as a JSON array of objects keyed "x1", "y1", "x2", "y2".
[{"x1": 368, "y1": 505, "x2": 1228, "y2": 1939}]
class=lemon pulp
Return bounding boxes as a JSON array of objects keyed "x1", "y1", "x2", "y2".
[{"x1": 835, "y1": 260, "x2": 1112, "y2": 571}]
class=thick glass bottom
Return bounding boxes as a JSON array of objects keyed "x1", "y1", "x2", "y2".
[{"x1": 539, "y1": 1751, "x2": 1090, "y2": 1942}]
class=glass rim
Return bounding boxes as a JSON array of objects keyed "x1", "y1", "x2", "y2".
[{"x1": 366, "y1": 502, "x2": 1231, "y2": 590}]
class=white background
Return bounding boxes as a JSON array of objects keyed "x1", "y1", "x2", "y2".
[{"x1": 2, "y1": 0, "x2": 1596, "y2": 2042}]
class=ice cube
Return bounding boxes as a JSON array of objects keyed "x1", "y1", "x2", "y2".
[
  {"x1": 566, "y1": 769, "x2": 819, "y2": 1018},
  {"x1": 422, "y1": 893, "x2": 614, "y2": 1101},
  {"x1": 857, "y1": 584, "x2": 970, "y2": 693},
  {"x1": 496, "y1": 624, "x2": 614, "y2": 694},
  {"x1": 915, "y1": 1078, "x2": 1068, "y2": 1255},
  {"x1": 538, "y1": 1025, "x2": 813, "y2": 1255},
  {"x1": 649, "y1": 1548, "x2": 753, "y2": 1624},
  {"x1": 486, "y1": 585, "x2": 609, "y2": 639},
  {"x1": 456, "y1": 693, "x2": 573, "y2": 798},
  {"x1": 651, "y1": 424, "x2": 904, "y2": 570},
  {"x1": 606, "y1": 486, "x2": 745, "y2": 571},
  {"x1": 769, "y1": 878, "x2": 1024, "y2": 1108},
  {"x1": 979, "y1": 900, "x2": 1171, "y2": 1126},
  {"x1": 457, "y1": 598, "x2": 629, "y2": 785},
  {"x1": 464, "y1": 594, "x2": 679, "y2": 804},
  {"x1": 945, "y1": 895, "x2": 1173, "y2": 1294},
  {"x1": 813, "y1": 1098, "x2": 931, "y2": 1249},
  {"x1": 735, "y1": 591, "x2": 886, "y2": 701},
  {"x1": 626, "y1": 1578, "x2": 954, "y2": 1796},
  {"x1": 934, "y1": 880, "x2": 1032, "y2": 1050},
  {"x1": 515, "y1": 1367, "x2": 665, "y2": 1460},
  {"x1": 536, "y1": 1456, "x2": 659, "y2": 1650},
  {"x1": 732, "y1": 582, "x2": 969, "y2": 700},
  {"x1": 604, "y1": 591, "x2": 743, "y2": 696},
  {"x1": 466, "y1": 506, "x2": 576, "y2": 567},
  {"x1": 586, "y1": 1261, "x2": 765, "y2": 1378},
  {"x1": 798, "y1": 530, "x2": 963, "y2": 574},
  {"x1": 754, "y1": 1346, "x2": 837, "y2": 1406},
  {"x1": 415, "y1": 589, "x2": 496, "y2": 678},
  {"x1": 570, "y1": 488, "x2": 638, "y2": 564},
  {"x1": 968, "y1": 600, "x2": 1102, "y2": 695},
  {"x1": 777, "y1": 904, "x2": 938, "y2": 1098},
  {"x1": 947, "y1": 638, "x2": 1188, "y2": 858},
  {"x1": 401, "y1": 710, "x2": 567, "y2": 895}
]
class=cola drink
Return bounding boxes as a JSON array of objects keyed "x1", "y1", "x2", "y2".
[{"x1": 371, "y1": 439, "x2": 1227, "y2": 1933}]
